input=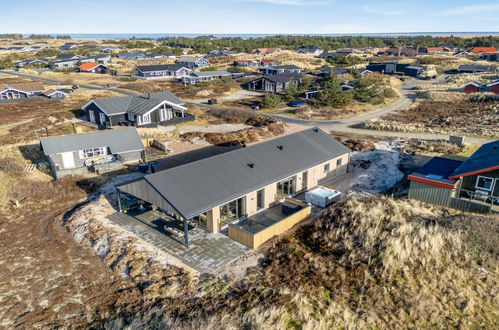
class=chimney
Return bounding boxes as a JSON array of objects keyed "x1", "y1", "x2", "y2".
[
  {"x1": 247, "y1": 163, "x2": 254, "y2": 168},
  {"x1": 277, "y1": 145, "x2": 283, "y2": 150}
]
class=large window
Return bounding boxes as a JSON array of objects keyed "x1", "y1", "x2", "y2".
[
  {"x1": 191, "y1": 212, "x2": 207, "y2": 229},
  {"x1": 79, "y1": 147, "x2": 107, "y2": 159},
  {"x1": 476, "y1": 176, "x2": 494, "y2": 191},
  {"x1": 219, "y1": 196, "x2": 246, "y2": 228},
  {"x1": 336, "y1": 158, "x2": 342, "y2": 167},
  {"x1": 276, "y1": 176, "x2": 296, "y2": 200},
  {"x1": 257, "y1": 189, "x2": 265, "y2": 210},
  {"x1": 324, "y1": 163, "x2": 330, "y2": 173}
]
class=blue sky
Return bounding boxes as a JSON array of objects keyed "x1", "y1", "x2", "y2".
[{"x1": 1, "y1": 0, "x2": 499, "y2": 34}]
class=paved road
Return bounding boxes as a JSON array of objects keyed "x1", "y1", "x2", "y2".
[
  {"x1": 267, "y1": 76, "x2": 493, "y2": 144},
  {"x1": 0, "y1": 70, "x2": 137, "y2": 96}
]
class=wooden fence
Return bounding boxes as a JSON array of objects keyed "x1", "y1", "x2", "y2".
[{"x1": 228, "y1": 198, "x2": 311, "y2": 249}]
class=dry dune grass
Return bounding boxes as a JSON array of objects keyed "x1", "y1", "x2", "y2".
[{"x1": 95, "y1": 196, "x2": 497, "y2": 329}]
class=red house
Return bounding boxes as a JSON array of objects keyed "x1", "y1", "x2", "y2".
[
  {"x1": 487, "y1": 80, "x2": 499, "y2": 94},
  {"x1": 471, "y1": 47, "x2": 497, "y2": 54},
  {"x1": 463, "y1": 82, "x2": 484, "y2": 93}
]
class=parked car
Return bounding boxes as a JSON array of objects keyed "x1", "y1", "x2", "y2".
[
  {"x1": 289, "y1": 100, "x2": 307, "y2": 107},
  {"x1": 72, "y1": 84, "x2": 80, "y2": 90},
  {"x1": 208, "y1": 98, "x2": 218, "y2": 105},
  {"x1": 251, "y1": 104, "x2": 260, "y2": 110}
]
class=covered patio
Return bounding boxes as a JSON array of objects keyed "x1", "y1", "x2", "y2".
[{"x1": 107, "y1": 210, "x2": 250, "y2": 273}]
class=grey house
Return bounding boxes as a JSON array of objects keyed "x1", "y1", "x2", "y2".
[
  {"x1": 248, "y1": 74, "x2": 302, "y2": 93},
  {"x1": 40, "y1": 128, "x2": 145, "y2": 179},
  {"x1": 262, "y1": 65, "x2": 302, "y2": 76},
  {"x1": 133, "y1": 64, "x2": 193, "y2": 79},
  {"x1": 457, "y1": 64, "x2": 499, "y2": 74},
  {"x1": 181, "y1": 70, "x2": 232, "y2": 85},
  {"x1": 82, "y1": 91, "x2": 192, "y2": 128},
  {"x1": 175, "y1": 56, "x2": 209, "y2": 68},
  {"x1": 0, "y1": 82, "x2": 45, "y2": 102},
  {"x1": 49, "y1": 54, "x2": 111, "y2": 70},
  {"x1": 296, "y1": 46, "x2": 322, "y2": 55}
]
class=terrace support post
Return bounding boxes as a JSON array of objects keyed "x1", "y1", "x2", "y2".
[
  {"x1": 183, "y1": 217, "x2": 189, "y2": 248},
  {"x1": 117, "y1": 189, "x2": 122, "y2": 212}
]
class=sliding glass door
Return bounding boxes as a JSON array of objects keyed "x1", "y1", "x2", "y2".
[
  {"x1": 276, "y1": 176, "x2": 297, "y2": 200},
  {"x1": 219, "y1": 196, "x2": 246, "y2": 228}
]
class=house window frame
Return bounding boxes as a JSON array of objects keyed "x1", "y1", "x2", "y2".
[
  {"x1": 140, "y1": 113, "x2": 151, "y2": 125},
  {"x1": 475, "y1": 175, "x2": 494, "y2": 192},
  {"x1": 336, "y1": 158, "x2": 342, "y2": 167},
  {"x1": 88, "y1": 110, "x2": 95, "y2": 122},
  {"x1": 79, "y1": 147, "x2": 108, "y2": 159},
  {"x1": 99, "y1": 112, "x2": 106, "y2": 124},
  {"x1": 127, "y1": 113, "x2": 135, "y2": 122},
  {"x1": 323, "y1": 163, "x2": 330, "y2": 173}
]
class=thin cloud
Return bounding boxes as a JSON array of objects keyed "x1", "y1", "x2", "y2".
[
  {"x1": 362, "y1": 4, "x2": 405, "y2": 15},
  {"x1": 441, "y1": 4, "x2": 499, "y2": 16},
  {"x1": 239, "y1": 0, "x2": 328, "y2": 6}
]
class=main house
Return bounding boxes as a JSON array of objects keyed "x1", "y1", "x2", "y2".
[
  {"x1": 82, "y1": 91, "x2": 192, "y2": 128},
  {"x1": 0, "y1": 82, "x2": 44, "y2": 102},
  {"x1": 40, "y1": 128, "x2": 145, "y2": 179},
  {"x1": 408, "y1": 140, "x2": 499, "y2": 213},
  {"x1": 248, "y1": 74, "x2": 302, "y2": 93},
  {"x1": 133, "y1": 64, "x2": 193, "y2": 79},
  {"x1": 175, "y1": 56, "x2": 209, "y2": 68},
  {"x1": 296, "y1": 46, "x2": 322, "y2": 55},
  {"x1": 117, "y1": 128, "x2": 351, "y2": 247}
]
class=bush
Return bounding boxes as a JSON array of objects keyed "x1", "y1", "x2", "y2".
[
  {"x1": 261, "y1": 93, "x2": 282, "y2": 109},
  {"x1": 383, "y1": 88, "x2": 398, "y2": 98},
  {"x1": 0, "y1": 158, "x2": 24, "y2": 174}
]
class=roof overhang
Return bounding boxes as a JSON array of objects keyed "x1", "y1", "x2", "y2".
[
  {"x1": 448, "y1": 165, "x2": 499, "y2": 180},
  {"x1": 407, "y1": 175, "x2": 457, "y2": 189}
]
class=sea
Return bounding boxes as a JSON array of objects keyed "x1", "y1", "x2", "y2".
[{"x1": 21, "y1": 32, "x2": 499, "y2": 39}]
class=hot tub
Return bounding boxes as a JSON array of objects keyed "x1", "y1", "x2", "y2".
[{"x1": 305, "y1": 186, "x2": 341, "y2": 208}]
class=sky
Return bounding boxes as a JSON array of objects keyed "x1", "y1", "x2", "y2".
[{"x1": 1, "y1": 0, "x2": 499, "y2": 34}]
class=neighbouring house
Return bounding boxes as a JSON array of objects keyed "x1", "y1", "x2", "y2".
[
  {"x1": 175, "y1": 56, "x2": 209, "y2": 68},
  {"x1": 464, "y1": 81, "x2": 485, "y2": 93},
  {"x1": 358, "y1": 68, "x2": 373, "y2": 76},
  {"x1": 82, "y1": 91, "x2": 192, "y2": 128},
  {"x1": 42, "y1": 89, "x2": 67, "y2": 99},
  {"x1": 59, "y1": 42, "x2": 79, "y2": 50},
  {"x1": 482, "y1": 52, "x2": 499, "y2": 62},
  {"x1": 296, "y1": 46, "x2": 322, "y2": 56},
  {"x1": 457, "y1": 64, "x2": 498, "y2": 73},
  {"x1": 55, "y1": 54, "x2": 85, "y2": 61},
  {"x1": 396, "y1": 64, "x2": 424, "y2": 76},
  {"x1": 248, "y1": 74, "x2": 302, "y2": 93},
  {"x1": 452, "y1": 51, "x2": 470, "y2": 57},
  {"x1": 0, "y1": 82, "x2": 44, "y2": 102},
  {"x1": 15, "y1": 59, "x2": 48, "y2": 69},
  {"x1": 252, "y1": 48, "x2": 281, "y2": 55},
  {"x1": 471, "y1": 47, "x2": 497, "y2": 54},
  {"x1": 133, "y1": 64, "x2": 193, "y2": 79},
  {"x1": 144, "y1": 53, "x2": 177, "y2": 59},
  {"x1": 49, "y1": 54, "x2": 111, "y2": 70},
  {"x1": 116, "y1": 52, "x2": 145, "y2": 59},
  {"x1": 382, "y1": 46, "x2": 418, "y2": 57},
  {"x1": 318, "y1": 51, "x2": 354, "y2": 59},
  {"x1": 260, "y1": 59, "x2": 280, "y2": 67},
  {"x1": 78, "y1": 62, "x2": 107, "y2": 73},
  {"x1": 419, "y1": 47, "x2": 451, "y2": 54},
  {"x1": 303, "y1": 88, "x2": 324, "y2": 99},
  {"x1": 317, "y1": 67, "x2": 348, "y2": 77},
  {"x1": 206, "y1": 49, "x2": 243, "y2": 57},
  {"x1": 487, "y1": 80, "x2": 499, "y2": 94},
  {"x1": 181, "y1": 70, "x2": 232, "y2": 85},
  {"x1": 116, "y1": 127, "x2": 352, "y2": 247},
  {"x1": 367, "y1": 62, "x2": 397, "y2": 74},
  {"x1": 262, "y1": 65, "x2": 302, "y2": 75},
  {"x1": 40, "y1": 128, "x2": 145, "y2": 179},
  {"x1": 408, "y1": 140, "x2": 499, "y2": 213},
  {"x1": 233, "y1": 60, "x2": 261, "y2": 68}
]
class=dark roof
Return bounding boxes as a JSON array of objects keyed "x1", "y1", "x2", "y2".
[
  {"x1": 449, "y1": 140, "x2": 499, "y2": 178},
  {"x1": 40, "y1": 128, "x2": 144, "y2": 155},
  {"x1": 56, "y1": 54, "x2": 80, "y2": 60},
  {"x1": 135, "y1": 64, "x2": 187, "y2": 72},
  {"x1": 458, "y1": 64, "x2": 497, "y2": 72},
  {"x1": 409, "y1": 157, "x2": 462, "y2": 185},
  {"x1": 263, "y1": 74, "x2": 301, "y2": 84},
  {"x1": 119, "y1": 128, "x2": 351, "y2": 219},
  {"x1": 87, "y1": 91, "x2": 185, "y2": 116},
  {"x1": 269, "y1": 65, "x2": 302, "y2": 70}
]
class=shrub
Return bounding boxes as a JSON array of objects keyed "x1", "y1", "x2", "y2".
[
  {"x1": 383, "y1": 88, "x2": 398, "y2": 98},
  {"x1": 0, "y1": 157, "x2": 24, "y2": 174},
  {"x1": 261, "y1": 93, "x2": 282, "y2": 109}
]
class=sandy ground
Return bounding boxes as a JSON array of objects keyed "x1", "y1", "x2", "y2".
[{"x1": 177, "y1": 123, "x2": 252, "y2": 134}]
